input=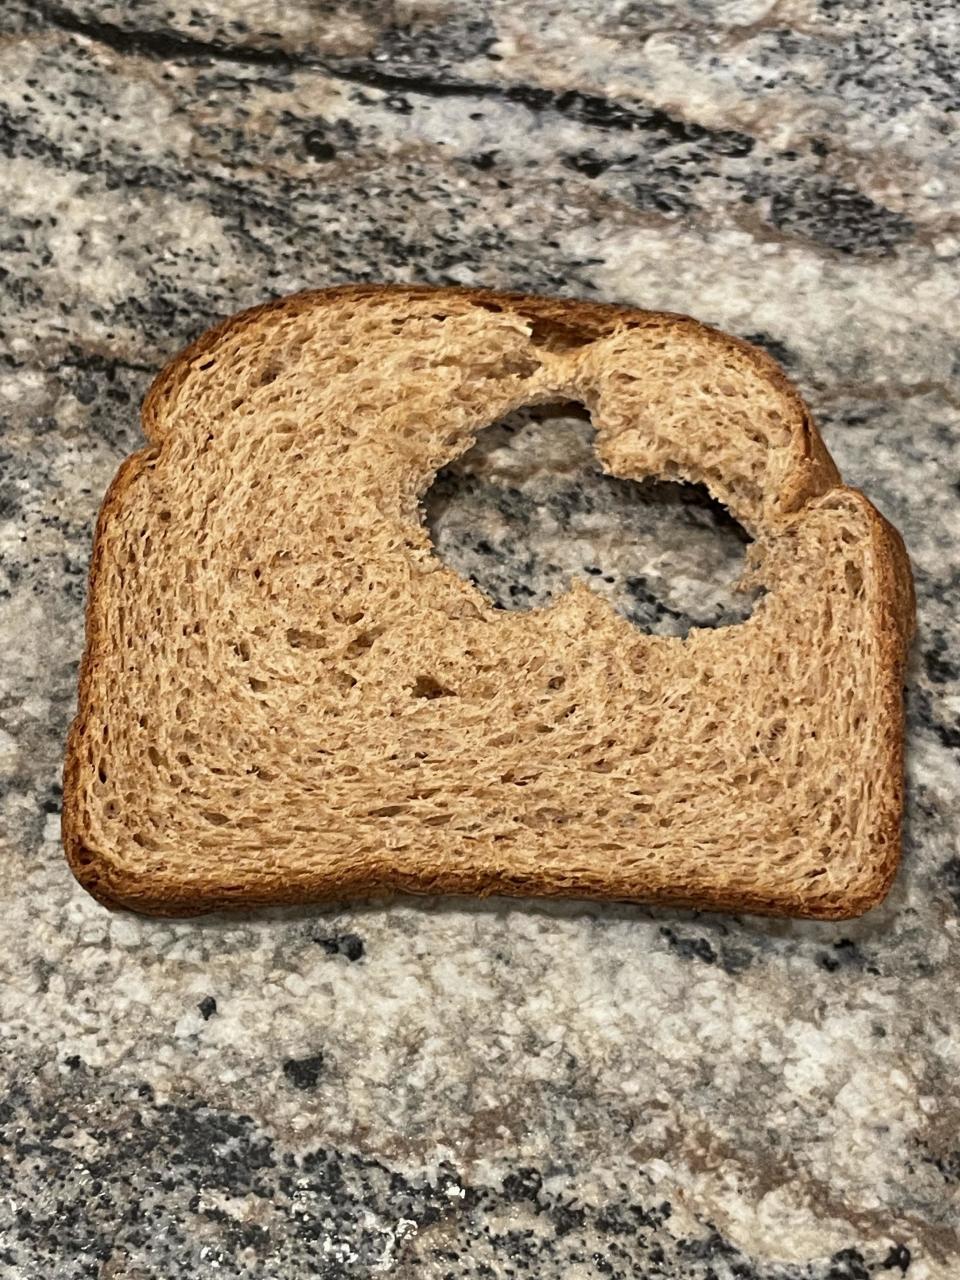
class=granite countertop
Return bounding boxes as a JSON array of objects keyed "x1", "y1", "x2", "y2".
[{"x1": 1, "y1": 2, "x2": 959, "y2": 1276}]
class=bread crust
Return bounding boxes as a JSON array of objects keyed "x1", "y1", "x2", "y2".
[{"x1": 63, "y1": 285, "x2": 914, "y2": 919}]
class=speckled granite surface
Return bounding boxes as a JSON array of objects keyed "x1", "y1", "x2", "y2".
[{"x1": 1, "y1": 2, "x2": 959, "y2": 1276}]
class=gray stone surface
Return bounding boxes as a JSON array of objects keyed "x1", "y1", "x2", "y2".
[{"x1": 0, "y1": 2, "x2": 958, "y2": 1275}]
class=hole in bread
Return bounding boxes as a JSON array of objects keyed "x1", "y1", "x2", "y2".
[
  {"x1": 74, "y1": 843, "x2": 97, "y2": 867},
  {"x1": 344, "y1": 628, "x2": 382, "y2": 658},
  {"x1": 412, "y1": 675, "x2": 454, "y2": 700},
  {"x1": 286, "y1": 627, "x2": 324, "y2": 651},
  {"x1": 844, "y1": 562, "x2": 864, "y2": 597},
  {"x1": 501, "y1": 769, "x2": 540, "y2": 786},
  {"x1": 422, "y1": 401, "x2": 759, "y2": 637},
  {"x1": 526, "y1": 317, "x2": 594, "y2": 352}
]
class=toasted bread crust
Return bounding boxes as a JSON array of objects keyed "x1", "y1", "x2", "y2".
[
  {"x1": 63, "y1": 285, "x2": 914, "y2": 919},
  {"x1": 63, "y1": 450, "x2": 154, "y2": 910}
]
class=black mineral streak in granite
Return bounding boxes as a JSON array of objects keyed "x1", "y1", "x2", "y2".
[
  {"x1": 1, "y1": 0, "x2": 959, "y2": 1275},
  {"x1": 0, "y1": 1066, "x2": 928, "y2": 1277},
  {"x1": 316, "y1": 932, "x2": 366, "y2": 961},
  {"x1": 282, "y1": 1053, "x2": 326, "y2": 1091}
]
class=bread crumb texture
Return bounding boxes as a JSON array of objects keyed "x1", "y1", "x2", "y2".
[{"x1": 63, "y1": 285, "x2": 915, "y2": 919}]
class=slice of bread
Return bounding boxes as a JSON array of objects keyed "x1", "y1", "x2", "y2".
[{"x1": 62, "y1": 285, "x2": 915, "y2": 920}]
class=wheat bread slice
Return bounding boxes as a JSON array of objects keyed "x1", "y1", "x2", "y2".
[{"x1": 62, "y1": 285, "x2": 914, "y2": 919}]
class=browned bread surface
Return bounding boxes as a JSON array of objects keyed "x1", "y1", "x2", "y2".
[{"x1": 63, "y1": 285, "x2": 915, "y2": 919}]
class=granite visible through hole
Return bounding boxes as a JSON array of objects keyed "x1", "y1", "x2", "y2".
[{"x1": 423, "y1": 403, "x2": 759, "y2": 636}]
